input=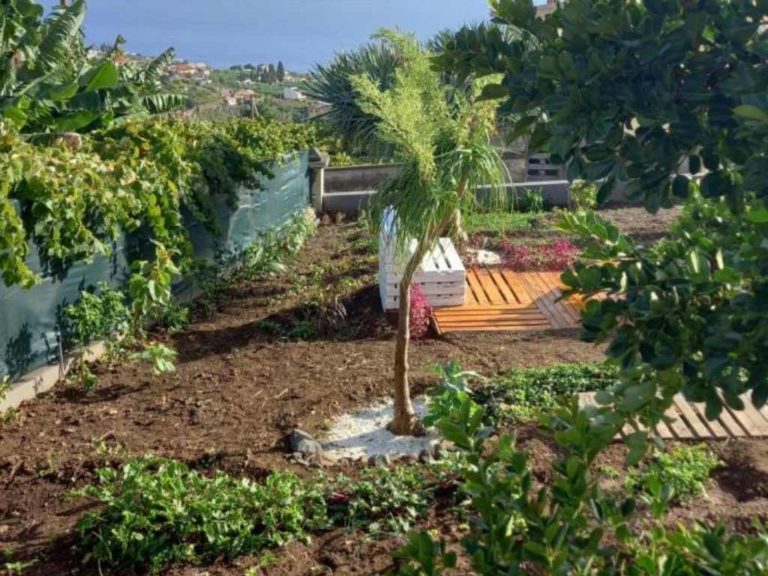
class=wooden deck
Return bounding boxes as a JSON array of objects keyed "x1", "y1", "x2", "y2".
[
  {"x1": 579, "y1": 392, "x2": 768, "y2": 440},
  {"x1": 432, "y1": 268, "x2": 581, "y2": 334}
]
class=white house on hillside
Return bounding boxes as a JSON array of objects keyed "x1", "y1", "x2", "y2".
[{"x1": 283, "y1": 87, "x2": 306, "y2": 101}]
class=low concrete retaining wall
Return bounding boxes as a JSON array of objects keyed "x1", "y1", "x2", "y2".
[
  {"x1": 322, "y1": 180, "x2": 574, "y2": 215},
  {"x1": 324, "y1": 164, "x2": 403, "y2": 194},
  {"x1": 315, "y1": 160, "x2": 633, "y2": 215}
]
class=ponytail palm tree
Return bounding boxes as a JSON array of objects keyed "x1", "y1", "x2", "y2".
[{"x1": 352, "y1": 30, "x2": 507, "y2": 435}]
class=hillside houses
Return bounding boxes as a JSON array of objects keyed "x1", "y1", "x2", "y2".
[{"x1": 165, "y1": 61, "x2": 212, "y2": 83}]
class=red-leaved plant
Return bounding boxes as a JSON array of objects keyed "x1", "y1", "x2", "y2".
[
  {"x1": 410, "y1": 284, "x2": 432, "y2": 339},
  {"x1": 500, "y1": 238, "x2": 579, "y2": 271}
]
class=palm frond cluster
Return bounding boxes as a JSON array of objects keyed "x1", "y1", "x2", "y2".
[
  {"x1": 353, "y1": 31, "x2": 507, "y2": 254},
  {"x1": 304, "y1": 37, "x2": 401, "y2": 158}
]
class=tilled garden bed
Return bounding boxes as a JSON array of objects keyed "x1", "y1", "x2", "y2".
[{"x1": 2, "y1": 208, "x2": 766, "y2": 576}]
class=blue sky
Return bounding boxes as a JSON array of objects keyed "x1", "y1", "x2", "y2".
[{"x1": 49, "y1": 0, "x2": 497, "y2": 71}]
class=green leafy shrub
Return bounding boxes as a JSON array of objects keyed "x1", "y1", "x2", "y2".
[
  {"x1": 127, "y1": 243, "x2": 180, "y2": 341},
  {"x1": 64, "y1": 284, "x2": 129, "y2": 347},
  {"x1": 399, "y1": 367, "x2": 768, "y2": 575},
  {"x1": 325, "y1": 466, "x2": 432, "y2": 535},
  {"x1": 0, "y1": 117, "x2": 317, "y2": 288},
  {"x1": 569, "y1": 180, "x2": 599, "y2": 210},
  {"x1": 75, "y1": 457, "x2": 328, "y2": 572},
  {"x1": 235, "y1": 236, "x2": 288, "y2": 280},
  {"x1": 396, "y1": 531, "x2": 457, "y2": 576},
  {"x1": 63, "y1": 284, "x2": 129, "y2": 390},
  {"x1": 464, "y1": 211, "x2": 545, "y2": 236},
  {"x1": 424, "y1": 362, "x2": 483, "y2": 428},
  {"x1": 520, "y1": 188, "x2": 544, "y2": 214},
  {"x1": 130, "y1": 343, "x2": 177, "y2": 375},
  {"x1": 475, "y1": 362, "x2": 618, "y2": 424},
  {"x1": 0, "y1": 376, "x2": 16, "y2": 427},
  {"x1": 159, "y1": 304, "x2": 190, "y2": 334},
  {"x1": 226, "y1": 211, "x2": 316, "y2": 283},
  {"x1": 627, "y1": 444, "x2": 721, "y2": 503}
]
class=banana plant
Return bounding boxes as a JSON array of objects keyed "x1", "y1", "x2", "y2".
[{"x1": 1, "y1": 0, "x2": 184, "y2": 134}]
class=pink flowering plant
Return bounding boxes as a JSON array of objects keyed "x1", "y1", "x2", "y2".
[
  {"x1": 409, "y1": 284, "x2": 432, "y2": 339},
  {"x1": 500, "y1": 238, "x2": 580, "y2": 271}
]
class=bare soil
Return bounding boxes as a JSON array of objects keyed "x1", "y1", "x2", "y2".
[{"x1": 1, "y1": 206, "x2": 765, "y2": 576}]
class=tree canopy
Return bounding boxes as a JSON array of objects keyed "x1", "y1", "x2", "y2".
[
  {"x1": 352, "y1": 30, "x2": 507, "y2": 434},
  {"x1": 305, "y1": 37, "x2": 402, "y2": 156},
  {"x1": 435, "y1": 0, "x2": 768, "y2": 456}
]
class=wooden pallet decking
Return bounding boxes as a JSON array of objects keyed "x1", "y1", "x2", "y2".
[
  {"x1": 432, "y1": 268, "x2": 582, "y2": 334},
  {"x1": 578, "y1": 392, "x2": 768, "y2": 440}
]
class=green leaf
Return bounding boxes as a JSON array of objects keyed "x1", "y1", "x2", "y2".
[
  {"x1": 733, "y1": 104, "x2": 768, "y2": 123},
  {"x1": 745, "y1": 205, "x2": 768, "y2": 224},
  {"x1": 2, "y1": 107, "x2": 28, "y2": 127},
  {"x1": 85, "y1": 60, "x2": 120, "y2": 92},
  {"x1": 47, "y1": 80, "x2": 79, "y2": 101},
  {"x1": 479, "y1": 83, "x2": 508, "y2": 101},
  {"x1": 752, "y1": 382, "x2": 768, "y2": 409},
  {"x1": 688, "y1": 155, "x2": 701, "y2": 174},
  {"x1": 52, "y1": 110, "x2": 102, "y2": 132},
  {"x1": 595, "y1": 390, "x2": 613, "y2": 405},
  {"x1": 672, "y1": 175, "x2": 690, "y2": 199}
]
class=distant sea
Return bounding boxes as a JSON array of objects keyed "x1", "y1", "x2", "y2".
[{"x1": 50, "y1": 0, "x2": 497, "y2": 72}]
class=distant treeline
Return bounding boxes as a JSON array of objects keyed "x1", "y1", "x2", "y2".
[{"x1": 229, "y1": 62, "x2": 286, "y2": 83}]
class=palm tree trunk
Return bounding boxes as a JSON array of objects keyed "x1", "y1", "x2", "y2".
[
  {"x1": 452, "y1": 208, "x2": 467, "y2": 243},
  {"x1": 389, "y1": 242, "x2": 430, "y2": 436},
  {"x1": 389, "y1": 184, "x2": 469, "y2": 436}
]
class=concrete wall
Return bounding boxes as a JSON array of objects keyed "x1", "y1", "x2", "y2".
[
  {"x1": 315, "y1": 158, "x2": 635, "y2": 216},
  {"x1": 319, "y1": 160, "x2": 575, "y2": 215},
  {"x1": 324, "y1": 164, "x2": 403, "y2": 194},
  {"x1": 323, "y1": 180, "x2": 573, "y2": 215}
]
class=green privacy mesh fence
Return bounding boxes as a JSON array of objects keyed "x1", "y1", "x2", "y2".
[{"x1": 0, "y1": 152, "x2": 310, "y2": 379}]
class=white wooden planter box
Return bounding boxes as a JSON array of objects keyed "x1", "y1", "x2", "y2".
[{"x1": 379, "y1": 210, "x2": 466, "y2": 310}]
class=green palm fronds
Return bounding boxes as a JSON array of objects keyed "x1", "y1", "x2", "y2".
[
  {"x1": 354, "y1": 31, "x2": 506, "y2": 254},
  {"x1": 304, "y1": 36, "x2": 401, "y2": 156}
]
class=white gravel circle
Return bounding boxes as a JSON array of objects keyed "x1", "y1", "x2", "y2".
[
  {"x1": 468, "y1": 248, "x2": 502, "y2": 266},
  {"x1": 320, "y1": 398, "x2": 440, "y2": 462}
]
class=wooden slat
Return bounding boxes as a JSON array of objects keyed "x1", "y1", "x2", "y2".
[
  {"x1": 729, "y1": 404, "x2": 768, "y2": 437},
  {"x1": 577, "y1": 392, "x2": 768, "y2": 440},
  {"x1": 436, "y1": 304, "x2": 542, "y2": 312},
  {"x1": 438, "y1": 325, "x2": 551, "y2": 333},
  {"x1": 690, "y1": 402, "x2": 730, "y2": 439},
  {"x1": 436, "y1": 311, "x2": 544, "y2": 320},
  {"x1": 527, "y1": 272, "x2": 573, "y2": 329},
  {"x1": 716, "y1": 406, "x2": 749, "y2": 437},
  {"x1": 519, "y1": 273, "x2": 570, "y2": 329},
  {"x1": 500, "y1": 270, "x2": 532, "y2": 305},
  {"x1": 653, "y1": 418, "x2": 675, "y2": 439},
  {"x1": 440, "y1": 238, "x2": 464, "y2": 272},
  {"x1": 489, "y1": 269, "x2": 516, "y2": 305},
  {"x1": 475, "y1": 269, "x2": 505, "y2": 305},
  {"x1": 431, "y1": 268, "x2": 596, "y2": 335},
  {"x1": 438, "y1": 317, "x2": 551, "y2": 326},
  {"x1": 540, "y1": 272, "x2": 582, "y2": 324},
  {"x1": 466, "y1": 271, "x2": 490, "y2": 306},
  {"x1": 436, "y1": 308, "x2": 548, "y2": 323},
  {"x1": 666, "y1": 404, "x2": 695, "y2": 439},
  {"x1": 534, "y1": 272, "x2": 580, "y2": 327},
  {"x1": 421, "y1": 249, "x2": 437, "y2": 272},
  {"x1": 736, "y1": 394, "x2": 768, "y2": 434},
  {"x1": 673, "y1": 396, "x2": 712, "y2": 439}
]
